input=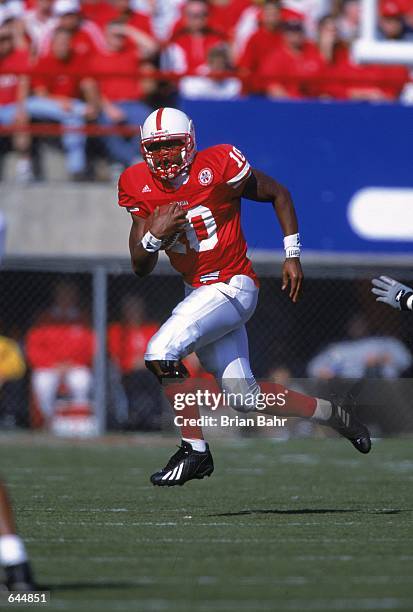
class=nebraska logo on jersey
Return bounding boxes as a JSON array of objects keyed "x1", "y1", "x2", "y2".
[{"x1": 198, "y1": 168, "x2": 214, "y2": 186}]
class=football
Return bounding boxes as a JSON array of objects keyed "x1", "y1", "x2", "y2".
[{"x1": 143, "y1": 202, "x2": 185, "y2": 250}]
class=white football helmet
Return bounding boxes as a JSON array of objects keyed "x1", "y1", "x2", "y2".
[{"x1": 140, "y1": 107, "x2": 196, "y2": 180}]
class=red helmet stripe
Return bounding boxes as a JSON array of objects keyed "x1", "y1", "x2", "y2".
[{"x1": 156, "y1": 107, "x2": 164, "y2": 131}]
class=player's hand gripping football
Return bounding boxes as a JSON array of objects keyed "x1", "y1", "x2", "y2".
[
  {"x1": 282, "y1": 257, "x2": 303, "y2": 303},
  {"x1": 149, "y1": 203, "x2": 187, "y2": 241}
]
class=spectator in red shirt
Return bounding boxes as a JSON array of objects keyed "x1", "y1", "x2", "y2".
[
  {"x1": 233, "y1": 0, "x2": 265, "y2": 60},
  {"x1": 179, "y1": 42, "x2": 242, "y2": 99},
  {"x1": 258, "y1": 8, "x2": 322, "y2": 99},
  {"x1": 26, "y1": 282, "x2": 95, "y2": 425},
  {"x1": 39, "y1": 0, "x2": 106, "y2": 57},
  {"x1": 92, "y1": 20, "x2": 156, "y2": 170},
  {"x1": 310, "y1": 14, "x2": 352, "y2": 99},
  {"x1": 0, "y1": 22, "x2": 33, "y2": 182},
  {"x1": 109, "y1": 0, "x2": 154, "y2": 39},
  {"x1": 161, "y1": 0, "x2": 226, "y2": 74},
  {"x1": 27, "y1": 27, "x2": 99, "y2": 179},
  {"x1": 80, "y1": 0, "x2": 119, "y2": 29},
  {"x1": 0, "y1": 2, "x2": 27, "y2": 52},
  {"x1": 238, "y1": 0, "x2": 283, "y2": 90},
  {"x1": 315, "y1": 14, "x2": 408, "y2": 101},
  {"x1": 108, "y1": 295, "x2": 162, "y2": 430},
  {"x1": 170, "y1": 0, "x2": 250, "y2": 42},
  {"x1": 207, "y1": 0, "x2": 251, "y2": 41}
]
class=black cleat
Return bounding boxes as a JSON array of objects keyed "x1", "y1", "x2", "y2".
[
  {"x1": 150, "y1": 441, "x2": 214, "y2": 486},
  {"x1": 327, "y1": 393, "x2": 371, "y2": 454},
  {"x1": 4, "y1": 561, "x2": 35, "y2": 591}
]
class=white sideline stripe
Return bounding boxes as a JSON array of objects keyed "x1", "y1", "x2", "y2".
[
  {"x1": 226, "y1": 162, "x2": 251, "y2": 185},
  {"x1": 176, "y1": 462, "x2": 184, "y2": 480},
  {"x1": 162, "y1": 470, "x2": 172, "y2": 480},
  {"x1": 170, "y1": 466, "x2": 178, "y2": 480}
]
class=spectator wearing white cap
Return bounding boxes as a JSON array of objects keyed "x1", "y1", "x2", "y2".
[
  {"x1": 22, "y1": 0, "x2": 57, "y2": 56},
  {"x1": 39, "y1": 0, "x2": 106, "y2": 57}
]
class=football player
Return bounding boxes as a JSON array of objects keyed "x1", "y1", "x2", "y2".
[
  {"x1": 118, "y1": 107, "x2": 371, "y2": 486},
  {"x1": 372, "y1": 276, "x2": 413, "y2": 312},
  {"x1": 0, "y1": 479, "x2": 35, "y2": 590}
]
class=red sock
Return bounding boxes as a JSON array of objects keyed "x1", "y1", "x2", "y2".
[
  {"x1": 163, "y1": 381, "x2": 204, "y2": 440},
  {"x1": 259, "y1": 382, "x2": 317, "y2": 418}
]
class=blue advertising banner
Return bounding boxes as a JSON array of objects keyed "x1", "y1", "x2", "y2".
[{"x1": 180, "y1": 99, "x2": 413, "y2": 254}]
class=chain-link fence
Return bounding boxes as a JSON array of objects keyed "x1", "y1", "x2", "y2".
[{"x1": 1, "y1": 258, "x2": 412, "y2": 436}]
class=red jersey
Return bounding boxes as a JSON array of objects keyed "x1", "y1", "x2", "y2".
[
  {"x1": 166, "y1": 31, "x2": 226, "y2": 73},
  {"x1": 208, "y1": 0, "x2": 251, "y2": 38},
  {"x1": 118, "y1": 144, "x2": 258, "y2": 288},
  {"x1": 238, "y1": 28, "x2": 283, "y2": 74},
  {"x1": 171, "y1": 0, "x2": 250, "y2": 40},
  {"x1": 259, "y1": 40, "x2": 322, "y2": 98},
  {"x1": 80, "y1": 1, "x2": 118, "y2": 28},
  {"x1": 33, "y1": 52, "x2": 84, "y2": 97},
  {"x1": 26, "y1": 322, "x2": 94, "y2": 368},
  {"x1": 0, "y1": 49, "x2": 30, "y2": 105},
  {"x1": 40, "y1": 21, "x2": 106, "y2": 57},
  {"x1": 108, "y1": 322, "x2": 159, "y2": 373},
  {"x1": 88, "y1": 49, "x2": 143, "y2": 101}
]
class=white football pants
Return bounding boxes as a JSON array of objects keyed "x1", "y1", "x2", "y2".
[{"x1": 145, "y1": 275, "x2": 260, "y2": 409}]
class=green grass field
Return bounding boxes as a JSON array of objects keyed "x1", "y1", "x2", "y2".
[{"x1": 1, "y1": 435, "x2": 413, "y2": 612}]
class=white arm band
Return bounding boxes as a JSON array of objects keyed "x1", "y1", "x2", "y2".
[
  {"x1": 283, "y1": 233, "x2": 301, "y2": 258},
  {"x1": 140, "y1": 231, "x2": 163, "y2": 253}
]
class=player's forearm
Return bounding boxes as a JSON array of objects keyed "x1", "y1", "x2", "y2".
[
  {"x1": 129, "y1": 217, "x2": 159, "y2": 277},
  {"x1": 130, "y1": 243, "x2": 158, "y2": 277},
  {"x1": 271, "y1": 185, "x2": 299, "y2": 239},
  {"x1": 243, "y1": 169, "x2": 300, "y2": 254}
]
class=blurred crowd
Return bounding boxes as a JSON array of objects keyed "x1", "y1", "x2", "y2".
[
  {"x1": 0, "y1": 0, "x2": 413, "y2": 181},
  {"x1": 0, "y1": 281, "x2": 211, "y2": 431}
]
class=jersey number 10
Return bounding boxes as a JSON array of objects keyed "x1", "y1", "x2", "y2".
[{"x1": 169, "y1": 204, "x2": 218, "y2": 254}]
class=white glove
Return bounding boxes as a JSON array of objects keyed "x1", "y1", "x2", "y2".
[{"x1": 371, "y1": 276, "x2": 412, "y2": 310}]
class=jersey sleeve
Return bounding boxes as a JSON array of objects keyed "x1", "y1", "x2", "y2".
[
  {"x1": 219, "y1": 144, "x2": 252, "y2": 192},
  {"x1": 117, "y1": 170, "x2": 151, "y2": 219}
]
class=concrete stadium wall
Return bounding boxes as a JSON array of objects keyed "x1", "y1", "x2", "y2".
[{"x1": 1, "y1": 182, "x2": 130, "y2": 257}]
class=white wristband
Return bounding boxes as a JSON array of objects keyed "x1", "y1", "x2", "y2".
[
  {"x1": 284, "y1": 233, "x2": 301, "y2": 258},
  {"x1": 285, "y1": 246, "x2": 301, "y2": 258},
  {"x1": 407, "y1": 295, "x2": 413, "y2": 311},
  {"x1": 283, "y1": 233, "x2": 301, "y2": 249},
  {"x1": 141, "y1": 231, "x2": 162, "y2": 253}
]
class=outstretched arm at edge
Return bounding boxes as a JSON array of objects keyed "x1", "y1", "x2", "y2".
[{"x1": 242, "y1": 168, "x2": 303, "y2": 303}]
